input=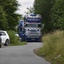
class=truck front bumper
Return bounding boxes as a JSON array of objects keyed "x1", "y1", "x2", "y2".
[{"x1": 25, "y1": 36, "x2": 42, "y2": 42}]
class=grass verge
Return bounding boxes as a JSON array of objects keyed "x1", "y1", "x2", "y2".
[
  {"x1": 34, "y1": 30, "x2": 64, "y2": 64},
  {"x1": 9, "y1": 41, "x2": 26, "y2": 46}
]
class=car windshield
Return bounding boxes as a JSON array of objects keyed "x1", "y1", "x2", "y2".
[{"x1": 0, "y1": 31, "x2": 6, "y2": 35}]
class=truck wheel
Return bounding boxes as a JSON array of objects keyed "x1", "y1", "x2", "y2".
[
  {"x1": 4, "y1": 40, "x2": 9, "y2": 46},
  {"x1": 39, "y1": 39, "x2": 42, "y2": 42}
]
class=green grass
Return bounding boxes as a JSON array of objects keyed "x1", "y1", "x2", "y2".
[
  {"x1": 9, "y1": 41, "x2": 27, "y2": 46},
  {"x1": 34, "y1": 30, "x2": 64, "y2": 64}
]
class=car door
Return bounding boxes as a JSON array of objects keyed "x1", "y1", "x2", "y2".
[{"x1": 1, "y1": 32, "x2": 6, "y2": 44}]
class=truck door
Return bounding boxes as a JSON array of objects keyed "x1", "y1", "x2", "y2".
[{"x1": 19, "y1": 26, "x2": 25, "y2": 41}]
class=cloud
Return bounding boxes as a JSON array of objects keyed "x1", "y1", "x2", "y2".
[{"x1": 16, "y1": 0, "x2": 35, "y2": 15}]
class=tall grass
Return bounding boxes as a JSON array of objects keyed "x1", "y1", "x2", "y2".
[{"x1": 35, "y1": 30, "x2": 64, "y2": 64}]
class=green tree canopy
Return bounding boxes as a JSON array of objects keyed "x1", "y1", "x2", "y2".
[
  {"x1": 0, "y1": 6, "x2": 8, "y2": 30},
  {"x1": 34, "y1": 0, "x2": 64, "y2": 32},
  {"x1": 34, "y1": 0, "x2": 55, "y2": 32},
  {"x1": 0, "y1": 0, "x2": 20, "y2": 30},
  {"x1": 51, "y1": 0, "x2": 64, "y2": 30}
]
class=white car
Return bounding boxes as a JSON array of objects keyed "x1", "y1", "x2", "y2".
[{"x1": 0, "y1": 30, "x2": 10, "y2": 46}]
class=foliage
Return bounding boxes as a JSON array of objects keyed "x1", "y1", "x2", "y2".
[
  {"x1": 35, "y1": 30, "x2": 64, "y2": 64},
  {"x1": 7, "y1": 30, "x2": 26, "y2": 46},
  {"x1": 0, "y1": 0, "x2": 20, "y2": 30},
  {"x1": 25, "y1": 7, "x2": 34, "y2": 14},
  {"x1": 34, "y1": 0, "x2": 64, "y2": 32},
  {"x1": 0, "y1": 6, "x2": 8, "y2": 30},
  {"x1": 51, "y1": 0, "x2": 64, "y2": 30},
  {"x1": 34, "y1": 0, "x2": 55, "y2": 32}
]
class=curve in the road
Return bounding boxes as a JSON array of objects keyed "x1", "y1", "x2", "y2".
[{"x1": 0, "y1": 42, "x2": 51, "y2": 64}]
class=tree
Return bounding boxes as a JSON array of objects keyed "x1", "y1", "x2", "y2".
[
  {"x1": 34, "y1": 0, "x2": 55, "y2": 32},
  {"x1": 24, "y1": 7, "x2": 34, "y2": 14},
  {"x1": 0, "y1": 6, "x2": 8, "y2": 30},
  {"x1": 51, "y1": 0, "x2": 64, "y2": 30},
  {"x1": 0, "y1": 0, "x2": 20, "y2": 30}
]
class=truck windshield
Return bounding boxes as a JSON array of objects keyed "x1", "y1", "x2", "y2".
[
  {"x1": 25, "y1": 24, "x2": 41, "y2": 28},
  {"x1": 25, "y1": 24, "x2": 38, "y2": 27}
]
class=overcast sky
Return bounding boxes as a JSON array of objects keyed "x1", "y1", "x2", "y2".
[{"x1": 16, "y1": 0, "x2": 35, "y2": 16}]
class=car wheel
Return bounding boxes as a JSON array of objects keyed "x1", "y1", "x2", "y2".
[
  {"x1": 0, "y1": 38, "x2": 2, "y2": 48},
  {"x1": 4, "y1": 39, "x2": 9, "y2": 46},
  {"x1": 0, "y1": 44, "x2": 2, "y2": 48}
]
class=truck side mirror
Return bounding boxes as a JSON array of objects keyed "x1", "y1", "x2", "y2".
[{"x1": 42, "y1": 24, "x2": 44, "y2": 29}]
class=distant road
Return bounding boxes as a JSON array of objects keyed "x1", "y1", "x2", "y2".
[{"x1": 0, "y1": 42, "x2": 50, "y2": 64}]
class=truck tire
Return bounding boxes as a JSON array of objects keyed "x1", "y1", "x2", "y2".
[{"x1": 39, "y1": 38, "x2": 42, "y2": 42}]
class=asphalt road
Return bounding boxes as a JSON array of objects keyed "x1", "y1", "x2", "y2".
[{"x1": 0, "y1": 42, "x2": 50, "y2": 64}]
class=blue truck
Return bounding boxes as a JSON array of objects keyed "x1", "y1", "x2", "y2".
[{"x1": 18, "y1": 14, "x2": 42, "y2": 41}]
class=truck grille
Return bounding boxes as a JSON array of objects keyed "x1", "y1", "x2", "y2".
[{"x1": 29, "y1": 35, "x2": 38, "y2": 38}]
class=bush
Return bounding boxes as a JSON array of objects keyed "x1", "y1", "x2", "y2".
[
  {"x1": 35, "y1": 30, "x2": 64, "y2": 64},
  {"x1": 7, "y1": 30, "x2": 26, "y2": 46}
]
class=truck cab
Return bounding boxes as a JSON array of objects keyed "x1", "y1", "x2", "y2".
[
  {"x1": 18, "y1": 14, "x2": 42, "y2": 42},
  {"x1": 24, "y1": 14, "x2": 42, "y2": 41}
]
